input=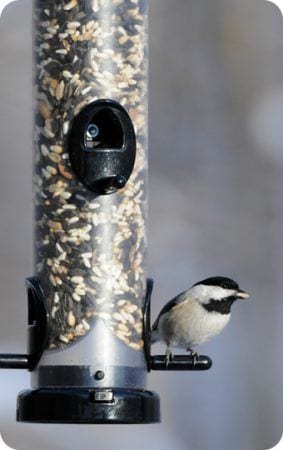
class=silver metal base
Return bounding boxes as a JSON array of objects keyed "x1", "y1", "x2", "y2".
[{"x1": 31, "y1": 365, "x2": 147, "y2": 389}]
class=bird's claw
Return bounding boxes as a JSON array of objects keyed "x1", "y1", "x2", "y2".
[
  {"x1": 186, "y1": 348, "x2": 199, "y2": 366},
  {"x1": 165, "y1": 348, "x2": 174, "y2": 367},
  {"x1": 191, "y1": 351, "x2": 199, "y2": 366}
]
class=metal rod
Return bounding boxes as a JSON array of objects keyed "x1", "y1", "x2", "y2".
[{"x1": 0, "y1": 354, "x2": 29, "y2": 369}]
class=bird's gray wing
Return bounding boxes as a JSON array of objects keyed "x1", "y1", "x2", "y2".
[{"x1": 151, "y1": 291, "x2": 189, "y2": 331}]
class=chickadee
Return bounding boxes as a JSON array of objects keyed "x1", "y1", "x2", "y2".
[{"x1": 151, "y1": 276, "x2": 249, "y2": 365}]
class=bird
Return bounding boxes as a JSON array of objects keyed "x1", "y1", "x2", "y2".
[{"x1": 151, "y1": 276, "x2": 250, "y2": 366}]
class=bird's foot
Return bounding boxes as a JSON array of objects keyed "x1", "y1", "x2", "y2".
[
  {"x1": 165, "y1": 348, "x2": 174, "y2": 367},
  {"x1": 186, "y1": 348, "x2": 199, "y2": 366}
]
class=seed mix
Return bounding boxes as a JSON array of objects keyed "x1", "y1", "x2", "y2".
[{"x1": 34, "y1": 0, "x2": 148, "y2": 351}]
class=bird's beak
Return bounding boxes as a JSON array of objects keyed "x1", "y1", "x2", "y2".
[{"x1": 237, "y1": 289, "x2": 250, "y2": 299}]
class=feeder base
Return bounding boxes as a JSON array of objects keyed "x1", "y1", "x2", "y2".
[{"x1": 17, "y1": 387, "x2": 160, "y2": 424}]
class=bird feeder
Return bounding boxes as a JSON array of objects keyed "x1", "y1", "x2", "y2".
[{"x1": 0, "y1": 0, "x2": 211, "y2": 424}]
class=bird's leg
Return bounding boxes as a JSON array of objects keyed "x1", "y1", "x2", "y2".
[
  {"x1": 165, "y1": 346, "x2": 173, "y2": 367},
  {"x1": 186, "y1": 347, "x2": 199, "y2": 366}
]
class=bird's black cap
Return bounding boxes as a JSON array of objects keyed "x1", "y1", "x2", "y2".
[{"x1": 193, "y1": 276, "x2": 239, "y2": 291}]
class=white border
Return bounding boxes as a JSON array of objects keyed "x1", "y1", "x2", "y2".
[
  {"x1": 0, "y1": 0, "x2": 17, "y2": 17},
  {"x1": 0, "y1": 433, "x2": 14, "y2": 450},
  {"x1": 266, "y1": 0, "x2": 283, "y2": 14}
]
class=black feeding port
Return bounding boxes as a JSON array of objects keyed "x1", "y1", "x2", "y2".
[{"x1": 68, "y1": 99, "x2": 136, "y2": 195}]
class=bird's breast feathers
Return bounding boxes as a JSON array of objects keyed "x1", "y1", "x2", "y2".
[{"x1": 157, "y1": 298, "x2": 230, "y2": 347}]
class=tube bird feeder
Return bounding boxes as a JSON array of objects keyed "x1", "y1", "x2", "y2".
[{"x1": 0, "y1": 0, "x2": 212, "y2": 424}]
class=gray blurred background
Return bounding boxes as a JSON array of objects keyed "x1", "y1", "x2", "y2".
[{"x1": 0, "y1": 0, "x2": 283, "y2": 449}]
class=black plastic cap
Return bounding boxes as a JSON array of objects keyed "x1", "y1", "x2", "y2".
[{"x1": 17, "y1": 388, "x2": 160, "y2": 424}]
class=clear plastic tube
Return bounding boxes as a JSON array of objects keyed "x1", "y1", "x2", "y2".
[{"x1": 33, "y1": 0, "x2": 148, "y2": 387}]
